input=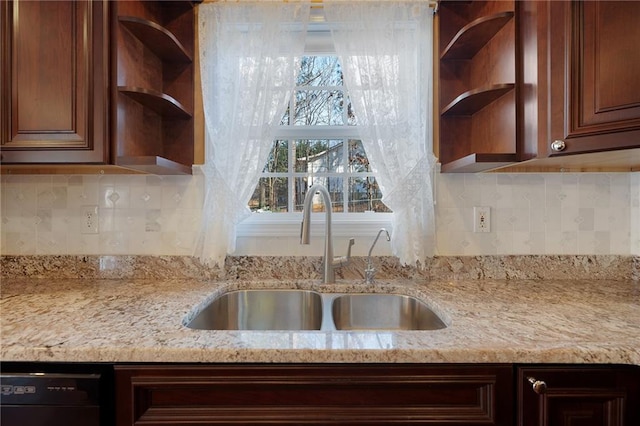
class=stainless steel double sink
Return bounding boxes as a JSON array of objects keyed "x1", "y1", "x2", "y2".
[{"x1": 184, "y1": 290, "x2": 447, "y2": 331}]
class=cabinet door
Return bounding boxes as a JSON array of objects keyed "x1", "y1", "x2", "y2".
[
  {"x1": 545, "y1": 0, "x2": 640, "y2": 157},
  {"x1": 115, "y1": 364, "x2": 513, "y2": 425},
  {"x1": 518, "y1": 366, "x2": 640, "y2": 426},
  {"x1": 0, "y1": 0, "x2": 108, "y2": 164}
]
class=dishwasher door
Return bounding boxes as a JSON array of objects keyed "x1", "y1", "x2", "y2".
[{"x1": 0, "y1": 373, "x2": 101, "y2": 426}]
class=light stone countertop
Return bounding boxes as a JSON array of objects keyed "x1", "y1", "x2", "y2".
[{"x1": 1, "y1": 277, "x2": 639, "y2": 365}]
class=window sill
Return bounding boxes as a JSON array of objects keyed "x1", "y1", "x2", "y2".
[{"x1": 237, "y1": 212, "x2": 392, "y2": 238}]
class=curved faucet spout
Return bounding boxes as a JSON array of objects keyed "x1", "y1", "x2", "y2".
[
  {"x1": 365, "y1": 228, "x2": 391, "y2": 284},
  {"x1": 300, "y1": 184, "x2": 332, "y2": 247},
  {"x1": 300, "y1": 184, "x2": 353, "y2": 284}
]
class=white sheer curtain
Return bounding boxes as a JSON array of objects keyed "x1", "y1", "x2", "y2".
[
  {"x1": 195, "y1": 2, "x2": 310, "y2": 267},
  {"x1": 324, "y1": 1, "x2": 436, "y2": 266}
]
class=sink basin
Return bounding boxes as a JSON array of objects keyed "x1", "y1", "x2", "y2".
[
  {"x1": 331, "y1": 294, "x2": 447, "y2": 331},
  {"x1": 185, "y1": 290, "x2": 448, "y2": 331},
  {"x1": 185, "y1": 290, "x2": 323, "y2": 330}
]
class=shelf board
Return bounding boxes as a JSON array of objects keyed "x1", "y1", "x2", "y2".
[
  {"x1": 441, "y1": 83, "x2": 515, "y2": 116},
  {"x1": 0, "y1": 164, "x2": 147, "y2": 175},
  {"x1": 119, "y1": 86, "x2": 192, "y2": 119},
  {"x1": 116, "y1": 156, "x2": 193, "y2": 175},
  {"x1": 441, "y1": 11, "x2": 514, "y2": 60},
  {"x1": 440, "y1": 153, "x2": 518, "y2": 173},
  {"x1": 119, "y1": 16, "x2": 192, "y2": 63}
]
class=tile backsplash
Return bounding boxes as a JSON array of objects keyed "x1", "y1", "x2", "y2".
[{"x1": 1, "y1": 172, "x2": 638, "y2": 256}]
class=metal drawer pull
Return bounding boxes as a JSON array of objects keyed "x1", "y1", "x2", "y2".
[{"x1": 527, "y1": 376, "x2": 547, "y2": 394}]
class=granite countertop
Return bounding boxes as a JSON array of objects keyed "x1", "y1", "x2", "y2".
[{"x1": 1, "y1": 277, "x2": 639, "y2": 365}]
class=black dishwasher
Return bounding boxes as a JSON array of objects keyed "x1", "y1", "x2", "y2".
[{"x1": 0, "y1": 363, "x2": 113, "y2": 426}]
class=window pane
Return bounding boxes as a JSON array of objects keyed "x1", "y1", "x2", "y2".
[
  {"x1": 250, "y1": 177, "x2": 288, "y2": 212},
  {"x1": 349, "y1": 177, "x2": 390, "y2": 213},
  {"x1": 294, "y1": 177, "x2": 344, "y2": 213},
  {"x1": 297, "y1": 56, "x2": 342, "y2": 87},
  {"x1": 263, "y1": 140, "x2": 288, "y2": 173},
  {"x1": 294, "y1": 139, "x2": 342, "y2": 173},
  {"x1": 348, "y1": 139, "x2": 370, "y2": 172},
  {"x1": 294, "y1": 89, "x2": 344, "y2": 126},
  {"x1": 347, "y1": 97, "x2": 357, "y2": 126},
  {"x1": 250, "y1": 55, "x2": 382, "y2": 216},
  {"x1": 280, "y1": 105, "x2": 290, "y2": 125}
]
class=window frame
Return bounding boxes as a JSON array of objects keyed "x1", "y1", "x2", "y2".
[{"x1": 237, "y1": 25, "x2": 392, "y2": 243}]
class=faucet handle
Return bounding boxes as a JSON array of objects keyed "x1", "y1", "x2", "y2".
[
  {"x1": 346, "y1": 237, "x2": 355, "y2": 256},
  {"x1": 333, "y1": 238, "x2": 355, "y2": 268}
]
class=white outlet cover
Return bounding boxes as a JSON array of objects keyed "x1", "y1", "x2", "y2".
[
  {"x1": 82, "y1": 205, "x2": 99, "y2": 234},
  {"x1": 473, "y1": 206, "x2": 491, "y2": 233}
]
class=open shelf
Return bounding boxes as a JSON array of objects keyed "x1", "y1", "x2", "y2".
[
  {"x1": 114, "y1": 0, "x2": 196, "y2": 175},
  {"x1": 440, "y1": 153, "x2": 518, "y2": 173},
  {"x1": 116, "y1": 156, "x2": 193, "y2": 175},
  {"x1": 119, "y1": 16, "x2": 192, "y2": 63},
  {"x1": 438, "y1": 1, "x2": 519, "y2": 173},
  {"x1": 441, "y1": 83, "x2": 515, "y2": 116},
  {"x1": 118, "y1": 86, "x2": 192, "y2": 119},
  {"x1": 441, "y1": 11, "x2": 514, "y2": 60}
]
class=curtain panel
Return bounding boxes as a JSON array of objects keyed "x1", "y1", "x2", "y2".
[
  {"x1": 195, "y1": 2, "x2": 311, "y2": 267},
  {"x1": 324, "y1": 1, "x2": 436, "y2": 265},
  {"x1": 195, "y1": 1, "x2": 435, "y2": 267}
]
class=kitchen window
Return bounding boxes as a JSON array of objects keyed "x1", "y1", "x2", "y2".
[
  {"x1": 196, "y1": 2, "x2": 435, "y2": 266},
  {"x1": 249, "y1": 55, "x2": 391, "y2": 215}
]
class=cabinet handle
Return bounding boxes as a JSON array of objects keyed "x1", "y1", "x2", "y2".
[
  {"x1": 550, "y1": 140, "x2": 566, "y2": 152},
  {"x1": 527, "y1": 377, "x2": 547, "y2": 394}
]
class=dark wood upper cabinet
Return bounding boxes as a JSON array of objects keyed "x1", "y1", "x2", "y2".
[
  {"x1": 545, "y1": 0, "x2": 640, "y2": 156},
  {"x1": 439, "y1": 0, "x2": 640, "y2": 173},
  {"x1": 516, "y1": 0, "x2": 640, "y2": 171},
  {"x1": 113, "y1": 0, "x2": 196, "y2": 175},
  {"x1": 0, "y1": 0, "x2": 109, "y2": 164},
  {"x1": 518, "y1": 365, "x2": 640, "y2": 426},
  {"x1": 1, "y1": 0, "x2": 197, "y2": 174}
]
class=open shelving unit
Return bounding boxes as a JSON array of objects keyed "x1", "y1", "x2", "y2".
[
  {"x1": 438, "y1": 1, "x2": 520, "y2": 173},
  {"x1": 113, "y1": 0, "x2": 197, "y2": 174},
  {"x1": 441, "y1": 83, "x2": 515, "y2": 116}
]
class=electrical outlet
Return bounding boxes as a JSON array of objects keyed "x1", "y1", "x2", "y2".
[
  {"x1": 473, "y1": 206, "x2": 491, "y2": 233},
  {"x1": 82, "y1": 205, "x2": 99, "y2": 234}
]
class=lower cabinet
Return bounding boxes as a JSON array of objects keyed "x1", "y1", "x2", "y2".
[
  {"x1": 114, "y1": 363, "x2": 640, "y2": 426},
  {"x1": 518, "y1": 365, "x2": 640, "y2": 426},
  {"x1": 115, "y1": 364, "x2": 513, "y2": 425}
]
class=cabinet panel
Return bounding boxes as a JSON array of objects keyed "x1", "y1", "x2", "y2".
[
  {"x1": 115, "y1": 364, "x2": 513, "y2": 425},
  {"x1": 546, "y1": 0, "x2": 640, "y2": 156},
  {"x1": 0, "y1": 0, "x2": 108, "y2": 163},
  {"x1": 518, "y1": 365, "x2": 640, "y2": 426}
]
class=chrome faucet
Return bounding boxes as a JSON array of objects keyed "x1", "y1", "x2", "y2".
[
  {"x1": 365, "y1": 228, "x2": 391, "y2": 284},
  {"x1": 300, "y1": 184, "x2": 354, "y2": 284}
]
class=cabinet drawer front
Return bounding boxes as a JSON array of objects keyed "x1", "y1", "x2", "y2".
[{"x1": 116, "y1": 364, "x2": 513, "y2": 425}]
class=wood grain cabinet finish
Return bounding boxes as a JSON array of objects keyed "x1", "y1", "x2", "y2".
[
  {"x1": 438, "y1": 0, "x2": 521, "y2": 173},
  {"x1": 521, "y1": 0, "x2": 640, "y2": 168},
  {"x1": 0, "y1": 0, "x2": 109, "y2": 164},
  {"x1": 113, "y1": 0, "x2": 197, "y2": 174},
  {"x1": 115, "y1": 364, "x2": 514, "y2": 425},
  {"x1": 546, "y1": 0, "x2": 640, "y2": 156},
  {"x1": 439, "y1": 0, "x2": 640, "y2": 173},
  {"x1": 518, "y1": 366, "x2": 640, "y2": 426}
]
